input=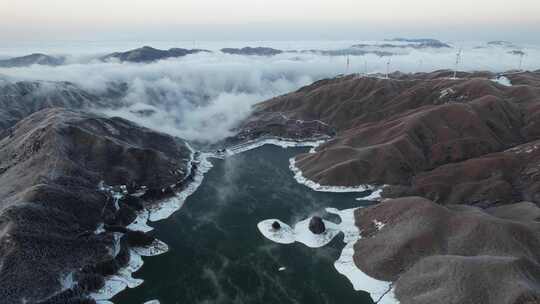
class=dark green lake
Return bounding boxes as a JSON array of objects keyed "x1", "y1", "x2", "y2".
[{"x1": 113, "y1": 145, "x2": 375, "y2": 304}]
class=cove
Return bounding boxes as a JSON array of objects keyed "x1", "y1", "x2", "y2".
[{"x1": 113, "y1": 145, "x2": 377, "y2": 304}]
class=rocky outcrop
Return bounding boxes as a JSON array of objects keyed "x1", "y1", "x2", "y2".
[
  {"x1": 101, "y1": 46, "x2": 210, "y2": 63},
  {"x1": 0, "y1": 53, "x2": 65, "y2": 68},
  {"x1": 308, "y1": 216, "x2": 326, "y2": 234},
  {"x1": 354, "y1": 197, "x2": 540, "y2": 304},
  {"x1": 0, "y1": 108, "x2": 191, "y2": 303}
]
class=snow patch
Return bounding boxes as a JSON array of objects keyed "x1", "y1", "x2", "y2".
[
  {"x1": 287, "y1": 142, "x2": 378, "y2": 193},
  {"x1": 226, "y1": 137, "x2": 327, "y2": 156},
  {"x1": 90, "y1": 250, "x2": 144, "y2": 300},
  {"x1": 94, "y1": 223, "x2": 106, "y2": 235},
  {"x1": 59, "y1": 272, "x2": 76, "y2": 291},
  {"x1": 356, "y1": 189, "x2": 384, "y2": 201},
  {"x1": 491, "y1": 76, "x2": 512, "y2": 86},
  {"x1": 110, "y1": 232, "x2": 122, "y2": 257},
  {"x1": 439, "y1": 88, "x2": 455, "y2": 99},
  {"x1": 148, "y1": 152, "x2": 213, "y2": 222},
  {"x1": 92, "y1": 150, "x2": 206, "y2": 303},
  {"x1": 290, "y1": 157, "x2": 376, "y2": 193},
  {"x1": 132, "y1": 239, "x2": 169, "y2": 257},
  {"x1": 335, "y1": 242, "x2": 397, "y2": 304},
  {"x1": 258, "y1": 207, "x2": 397, "y2": 303},
  {"x1": 325, "y1": 207, "x2": 360, "y2": 243},
  {"x1": 257, "y1": 219, "x2": 295, "y2": 244},
  {"x1": 506, "y1": 143, "x2": 540, "y2": 154},
  {"x1": 373, "y1": 220, "x2": 386, "y2": 231},
  {"x1": 92, "y1": 239, "x2": 169, "y2": 302},
  {"x1": 327, "y1": 207, "x2": 397, "y2": 304},
  {"x1": 258, "y1": 217, "x2": 341, "y2": 248},
  {"x1": 127, "y1": 209, "x2": 154, "y2": 233}
]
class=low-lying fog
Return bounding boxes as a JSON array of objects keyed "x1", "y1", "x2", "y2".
[{"x1": 1, "y1": 40, "x2": 539, "y2": 143}]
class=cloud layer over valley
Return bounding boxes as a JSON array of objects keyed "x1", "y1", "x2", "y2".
[{"x1": 1, "y1": 40, "x2": 539, "y2": 143}]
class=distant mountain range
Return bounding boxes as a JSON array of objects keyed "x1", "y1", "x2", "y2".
[
  {"x1": 487, "y1": 40, "x2": 517, "y2": 48},
  {"x1": 0, "y1": 53, "x2": 65, "y2": 68},
  {"x1": 388, "y1": 37, "x2": 451, "y2": 46},
  {"x1": 1, "y1": 38, "x2": 526, "y2": 69},
  {"x1": 221, "y1": 47, "x2": 284, "y2": 56},
  {"x1": 355, "y1": 38, "x2": 451, "y2": 49},
  {"x1": 101, "y1": 45, "x2": 211, "y2": 63},
  {"x1": 0, "y1": 46, "x2": 212, "y2": 67}
]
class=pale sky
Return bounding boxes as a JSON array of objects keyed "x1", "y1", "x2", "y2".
[{"x1": 1, "y1": 0, "x2": 539, "y2": 42}]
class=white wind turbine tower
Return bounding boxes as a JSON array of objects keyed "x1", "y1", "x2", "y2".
[
  {"x1": 364, "y1": 59, "x2": 368, "y2": 76},
  {"x1": 519, "y1": 52, "x2": 525, "y2": 71},
  {"x1": 386, "y1": 58, "x2": 391, "y2": 79},
  {"x1": 452, "y1": 48, "x2": 463, "y2": 80}
]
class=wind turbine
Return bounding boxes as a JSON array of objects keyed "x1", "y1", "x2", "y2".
[
  {"x1": 452, "y1": 48, "x2": 463, "y2": 80},
  {"x1": 519, "y1": 53, "x2": 525, "y2": 71},
  {"x1": 364, "y1": 59, "x2": 368, "y2": 76},
  {"x1": 386, "y1": 57, "x2": 391, "y2": 79}
]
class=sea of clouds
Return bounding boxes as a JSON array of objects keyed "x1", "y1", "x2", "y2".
[{"x1": 0, "y1": 40, "x2": 539, "y2": 143}]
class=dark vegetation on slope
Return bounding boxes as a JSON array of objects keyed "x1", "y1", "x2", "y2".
[{"x1": 0, "y1": 108, "x2": 191, "y2": 303}]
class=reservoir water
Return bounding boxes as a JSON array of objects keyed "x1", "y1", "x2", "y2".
[{"x1": 113, "y1": 145, "x2": 376, "y2": 304}]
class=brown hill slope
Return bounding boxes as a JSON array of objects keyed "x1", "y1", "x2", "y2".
[
  {"x1": 241, "y1": 70, "x2": 540, "y2": 205},
  {"x1": 241, "y1": 70, "x2": 540, "y2": 303},
  {"x1": 355, "y1": 197, "x2": 540, "y2": 304}
]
